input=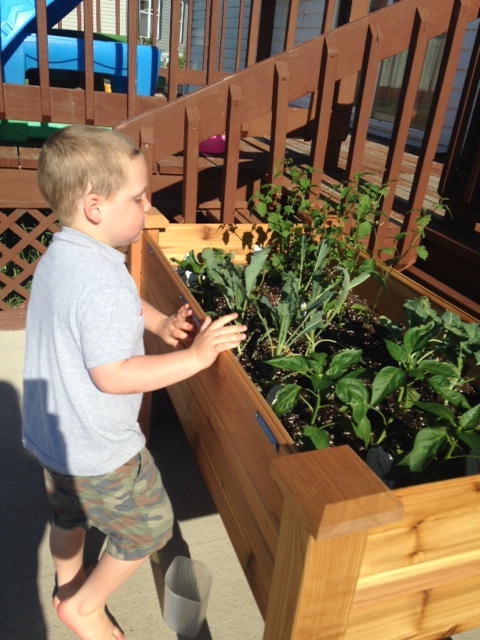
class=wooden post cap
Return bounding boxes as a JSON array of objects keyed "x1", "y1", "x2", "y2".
[{"x1": 271, "y1": 445, "x2": 403, "y2": 540}]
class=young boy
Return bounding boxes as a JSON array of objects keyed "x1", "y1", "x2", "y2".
[{"x1": 22, "y1": 125, "x2": 246, "y2": 640}]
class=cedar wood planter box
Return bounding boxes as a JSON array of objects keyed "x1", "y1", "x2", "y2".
[{"x1": 134, "y1": 219, "x2": 480, "y2": 640}]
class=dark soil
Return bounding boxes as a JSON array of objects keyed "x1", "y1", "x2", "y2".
[{"x1": 196, "y1": 287, "x2": 480, "y2": 487}]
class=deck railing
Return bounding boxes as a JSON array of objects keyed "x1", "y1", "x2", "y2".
[{"x1": 117, "y1": 0, "x2": 480, "y2": 267}]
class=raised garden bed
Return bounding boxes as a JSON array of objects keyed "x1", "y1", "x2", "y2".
[{"x1": 133, "y1": 218, "x2": 480, "y2": 640}]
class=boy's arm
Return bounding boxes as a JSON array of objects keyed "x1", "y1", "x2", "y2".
[{"x1": 88, "y1": 313, "x2": 246, "y2": 395}]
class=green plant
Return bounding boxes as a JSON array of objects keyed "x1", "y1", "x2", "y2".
[
  {"x1": 175, "y1": 164, "x2": 479, "y2": 486},
  {"x1": 267, "y1": 349, "x2": 365, "y2": 448}
]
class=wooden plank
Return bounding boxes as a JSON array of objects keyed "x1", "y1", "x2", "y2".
[
  {"x1": 154, "y1": 223, "x2": 269, "y2": 262},
  {"x1": 1, "y1": 84, "x2": 162, "y2": 127},
  {"x1": 83, "y1": 0, "x2": 95, "y2": 124},
  {"x1": 167, "y1": 0, "x2": 181, "y2": 101},
  {"x1": 0, "y1": 170, "x2": 46, "y2": 208},
  {"x1": 310, "y1": 35, "x2": 338, "y2": 183},
  {"x1": 269, "y1": 62, "x2": 290, "y2": 184},
  {"x1": 183, "y1": 106, "x2": 201, "y2": 223},
  {"x1": 347, "y1": 23, "x2": 383, "y2": 179},
  {"x1": 221, "y1": 84, "x2": 243, "y2": 223},
  {"x1": 35, "y1": 0, "x2": 52, "y2": 121},
  {"x1": 0, "y1": 145, "x2": 19, "y2": 169},
  {"x1": 18, "y1": 146, "x2": 42, "y2": 170},
  {"x1": 0, "y1": 308, "x2": 27, "y2": 330}
]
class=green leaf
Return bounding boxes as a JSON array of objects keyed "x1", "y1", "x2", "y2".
[
  {"x1": 272, "y1": 384, "x2": 302, "y2": 417},
  {"x1": 403, "y1": 323, "x2": 436, "y2": 355},
  {"x1": 370, "y1": 366, "x2": 407, "y2": 406},
  {"x1": 244, "y1": 247, "x2": 269, "y2": 296},
  {"x1": 428, "y1": 377, "x2": 471, "y2": 410},
  {"x1": 403, "y1": 385, "x2": 420, "y2": 409},
  {"x1": 414, "y1": 401, "x2": 456, "y2": 426},
  {"x1": 335, "y1": 378, "x2": 369, "y2": 405},
  {"x1": 459, "y1": 404, "x2": 480, "y2": 431},
  {"x1": 350, "y1": 272, "x2": 371, "y2": 288},
  {"x1": 266, "y1": 355, "x2": 311, "y2": 374},
  {"x1": 303, "y1": 426, "x2": 330, "y2": 450},
  {"x1": 351, "y1": 415, "x2": 372, "y2": 448},
  {"x1": 326, "y1": 349, "x2": 363, "y2": 379},
  {"x1": 416, "y1": 245, "x2": 429, "y2": 261},
  {"x1": 408, "y1": 427, "x2": 448, "y2": 472},
  {"x1": 356, "y1": 220, "x2": 373, "y2": 239},
  {"x1": 384, "y1": 339, "x2": 408, "y2": 364},
  {"x1": 418, "y1": 360, "x2": 460, "y2": 378},
  {"x1": 459, "y1": 431, "x2": 480, "y2": 456}
]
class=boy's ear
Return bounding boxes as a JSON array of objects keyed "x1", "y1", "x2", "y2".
[{"x1": 83, "y1": 193, "x2": 103, "y2": 225}]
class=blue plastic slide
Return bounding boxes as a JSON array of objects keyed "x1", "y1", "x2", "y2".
[
  {"x1": 0, "y1": 0, "x2": 160, "y2": 96},
  {"x1": 1, "y1": 0, "x2": 82, "y2": 51}
]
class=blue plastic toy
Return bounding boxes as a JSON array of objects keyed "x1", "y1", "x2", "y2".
[{"x1": 0, "y1": 0, "x2": 161, "y2": 96}]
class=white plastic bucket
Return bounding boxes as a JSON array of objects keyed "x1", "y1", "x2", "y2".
[{"x1": 163, "y1": 556, "x2": 213, "y2": 638}]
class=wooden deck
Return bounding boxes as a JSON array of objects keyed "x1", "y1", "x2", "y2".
[{"x1": 1, "y1": 130, "x2": 479, "y2": 319}]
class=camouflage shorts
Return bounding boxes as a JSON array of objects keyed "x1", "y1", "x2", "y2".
[{"x1": 43, "y1": 447, "x2": 174, "y2": 561}]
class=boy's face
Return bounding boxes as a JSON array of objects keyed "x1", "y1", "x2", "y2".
[{"x1": 99, "y1": 156, "x2": 151, "y2": 248}]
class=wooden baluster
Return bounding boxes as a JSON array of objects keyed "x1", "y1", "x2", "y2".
[
  {"x1": 235, "y1": 0, "x2": 246, "y2": 72},
  {"x1": 115, "y1": 0, "x2": 120, "y2": 35},
  {"x1": 168, "y1": 0, "x2": 181, "y2": 100},
  {"x1": 35, "y1": 0, "x2": 52, "y2": 122},
  {"x1": 322, "y1": 0, "x2": 337, "y2": 33},
  {"x1": 347, "y1": 23, "x2": 383, "y2": 179},
  {"x1": 221, "y1": 85, "x2": 243, "y2": 224},
  {"x1": 310, "y1": 35, "x2": 338, "y2": 190},
  {"x1": 83, "y1": 0, "x2": 95, "y2": 124},
  {"x1": 371, "y1": 9, "x2": 432, "y2": 259},
  {"x1": 264, "y1": 446, "x2": 403, "y2": 640},
  {"x1": 0, "y1": 45, "x2": 5, "y2": 119},
  {"x1": 398, "y1": 0, "x2": 473, "y2": 268},
  {"x1": 269, "y1": 62, "x2": 290, "y2": 185},
  {"x1": 95, "y1": 0, "x2": 101, "y2": 33},
  {"x1": 207, "y1": 0, "x2": 220, "y2": 84},
  {"x1": 183, "y1": 106, "x2": 201, "y2": 223},
  {"x1": 127, "y1": 0, "x2": 138, "y2": 118},
  {"x1": 246, "y1": 0, "x2": 263, "y2": 66},
  {"x1": 151, "y1": 0, "x2": 158, "y2": 47},
  {"x1": 284, "y1": 0, "x2": 300, "y2": 51},
  {"x1": 344, "y1": 23, "x2": 383, "y2": 236}
]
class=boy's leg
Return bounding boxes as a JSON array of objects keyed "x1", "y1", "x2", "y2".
[
  {"x1": 50, "y1": 522, "x2": 87, "y2": 607},
  {"x1": 57, "y1": 551, "x2": 148, "y2": 640}
]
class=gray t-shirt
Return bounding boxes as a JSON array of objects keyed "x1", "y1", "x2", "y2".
[{"x1": 22, "y1": 227, "x2": 146, "y2": 475}]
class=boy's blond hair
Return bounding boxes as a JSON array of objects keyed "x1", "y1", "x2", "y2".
[{"x1": 38, "y1": 125, "x2": 143, "y2": 225}]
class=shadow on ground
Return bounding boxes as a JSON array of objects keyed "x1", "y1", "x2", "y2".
[{"x1": 0, "y1": 381, "x2": 51, "y2": 637}]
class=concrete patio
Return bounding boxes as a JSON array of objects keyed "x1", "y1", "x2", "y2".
[{"x1": 1, "y1": 328, "x2": 479, "y2": 639}]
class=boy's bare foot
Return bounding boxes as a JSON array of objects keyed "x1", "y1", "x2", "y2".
[{"x1": 57, "y1": 598, "x2": 125, "y2": 639}]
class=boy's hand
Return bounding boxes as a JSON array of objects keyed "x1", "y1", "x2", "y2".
[
  {"x1": 191, "y1": 313, "x2": 247, "y2": 369},
  {"x1": 159, "y1": 303, "x2": 196, "y2": 348}
]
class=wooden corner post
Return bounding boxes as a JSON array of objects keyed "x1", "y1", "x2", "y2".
[{"x1": 264, "y1": 446, "x2": 403, "y2": 640}]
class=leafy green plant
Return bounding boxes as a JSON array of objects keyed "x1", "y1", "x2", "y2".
[
  {"x1": 267, "y1": 349, "x2": 365, "y2": 449},
  {"x1": 174, "y1": 163, "x2": 479, "y2": 486}
]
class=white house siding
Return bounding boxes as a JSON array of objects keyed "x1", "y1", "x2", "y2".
[{"x1": 58, "y1": 0, "x2": 127, "y2": 35}]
